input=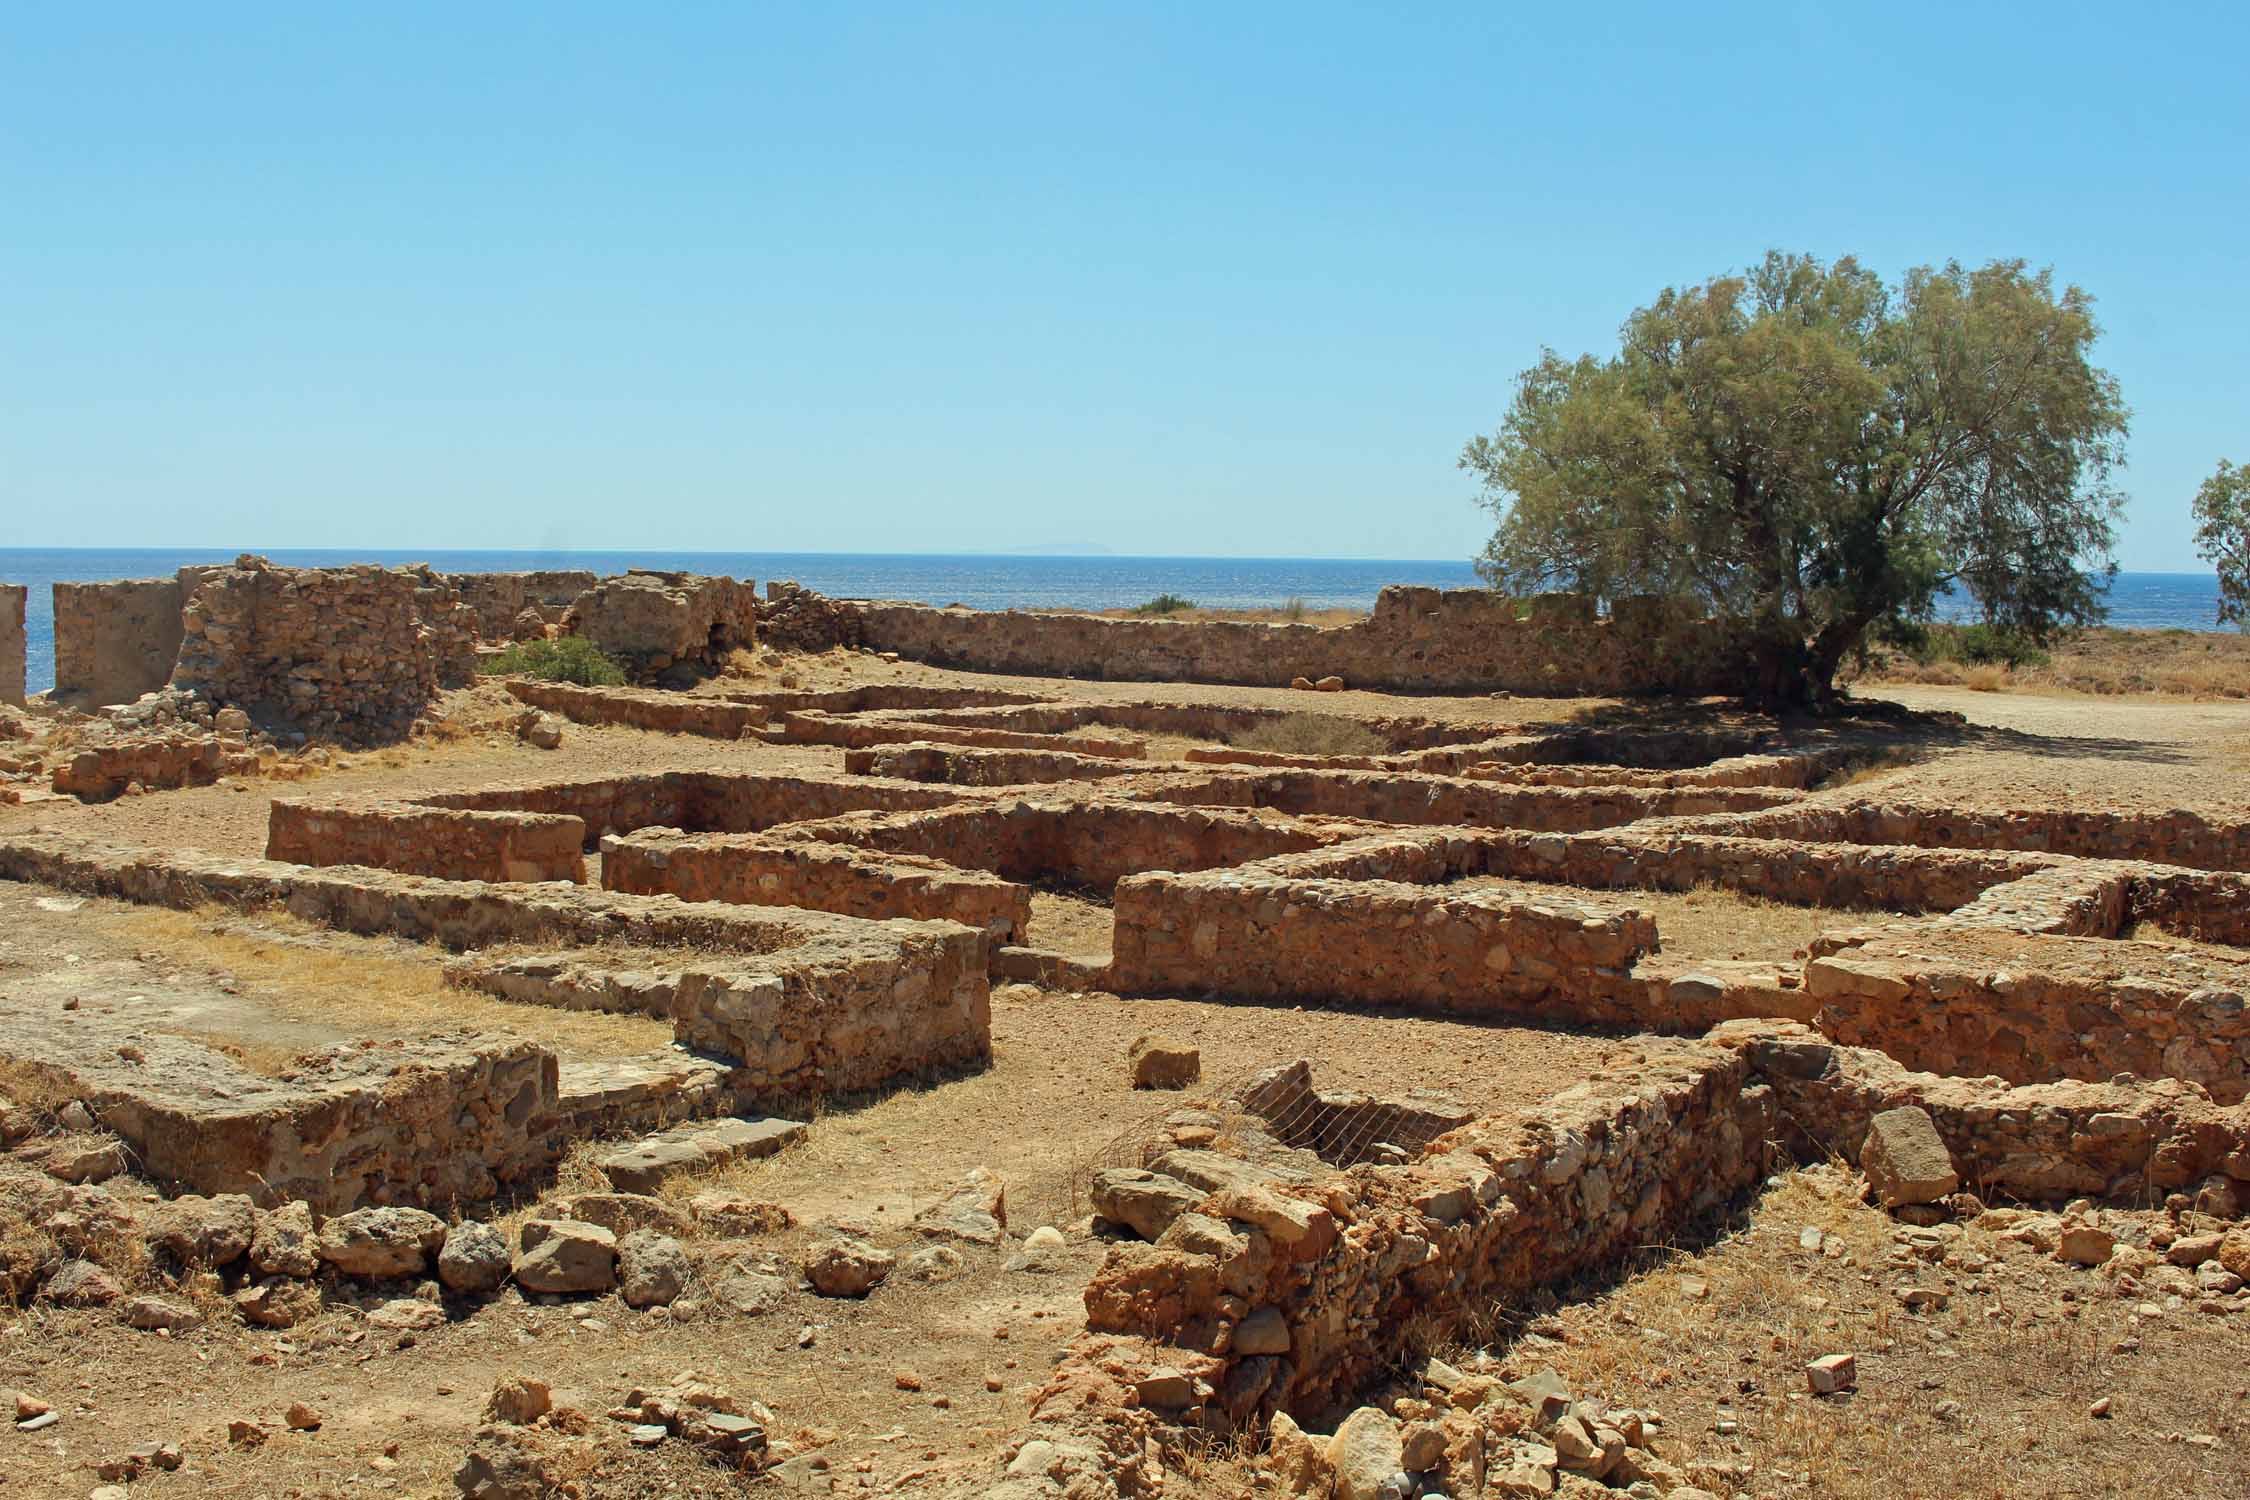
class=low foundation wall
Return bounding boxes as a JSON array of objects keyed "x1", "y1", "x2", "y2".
[
  {"x1": 845, "y1": 744, "x2": 1154, "y2": 787},
  {"x1": 1699, "y1": 801, "x2": 2250, "y2": 874},
  {"x1": 841, "y1": 584, "x2": 1750, "y2": 695},
  {"x1": 502, "y1": 680, "x2": 769, "y2": 739},
  {"x1": 421, "y1": 769, "x2": 967, "y2": 846},
  {"x1": 1205, "y1": 768, "x2": 1798, "y2": 832},
  {"x1": 602, "y1": 828, "x2": 1031, "y2": 940},
  {"x1": 0, "y1": 1009, "x2": 560, "y2": 1211},
  {"x1": 1806, "y1": 927, "x2": 2250, "y2": 1101},
  {"x1": 53, "y1": 734, "x2": 252, "y2": 801},
  {"x1": 776, "y1": 710, "x2": 1145, "y2": 759},
  {"x1": 1111, "y1": 856, "x2": 1657, "y2": 1025},
  {"x1": 267, "y1": 799, "x2": 588, "y2": 883}
]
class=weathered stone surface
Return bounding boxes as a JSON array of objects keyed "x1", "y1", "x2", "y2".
[
  {"x1": 150, "y1": 1192, "x2": 256, "y2": 1266},
  {"x1": 618, "y1": 1230, "x2": 690, "y2": 1308},
  {"x1": 1128, "y1": 1035, "x2": 1200, "y2": 1090},
  {"x1": 512, "y1": 1219, "x2": 618, "y2": 1294},
  {"x1": 804, "y1": 1236, "x2": 894, "y2": 1298},
  {"x1": 1091, "y1": 1167, "x2": 1207, "y2": 1243},
  {"x1": 601, "y1": 1117, "x2": 807, "y2": 1195},
  {"x1": 43, "y1": 1259, "x2": 123, "y2": 1307},
  {"x1": 1326, "y1": 1406, "x2": 1405, "y2": 1500},
  {"x1": 249, "y1": 1200, "x2": 319, "y2": 1278},
  {"x1": 1859, "y1": 1107, "x2": 1960, "y2": 1208},
  {"x1": 318, "y1": 1207, "x2": 448, "y2": 1279},
  {"x1": 437, "y1": 1220, "x2": 512, "y2": 1294},
  {"x1": 910, "y1": 1167, "x2": 1006, "y2": 1245}
]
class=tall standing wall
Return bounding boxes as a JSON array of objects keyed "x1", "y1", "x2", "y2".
[
  {"x1": 0, "y1": 584, "x2": 23, "y2": 706},
  {"x1": 50, "y1": 575, "x2": 190, "y2": 707}
]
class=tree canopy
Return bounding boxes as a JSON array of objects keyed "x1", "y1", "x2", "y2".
[
  {"x1": 1462, "y1": 252, "x2": 2129, "y2": 706},
  {"x1": 2191, "y1": 460, "x2": 2250, "y2": 630}
]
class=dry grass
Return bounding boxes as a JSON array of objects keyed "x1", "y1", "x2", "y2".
[
  {"x1": 1441, "y1": 1169, "x2": 2250, "y2": 1500},
  {"x1": 1229, "y1": 712, "x2": 1387, "y2": 757},
  {"x1": 115, "y1": 906, "x2": 673, "y2": 1059},
  {"x1": 1864, "y1": 626, "x2": 2250, "y2": 700},
  {"x1": 1027, "y1": 887, "x2": 1115, "y2": 961},
  {"x1": 1630, "y1": 884, "x2": 1879, "y2": 961}
]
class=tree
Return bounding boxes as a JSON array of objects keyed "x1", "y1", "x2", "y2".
[
  {"x1": 1461, "y1": 252, "x2": 2129, "y2": 707},
  {"x1": 2191, "y1": 460, "x2": 2250, "y2": 630}
]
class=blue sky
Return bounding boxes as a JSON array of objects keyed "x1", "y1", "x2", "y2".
[{"x1": 3, "y1": 4, "x2": 2242, "y2": 569}]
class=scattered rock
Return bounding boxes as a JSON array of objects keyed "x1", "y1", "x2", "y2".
[
  {"x1": 42, "y1": 1259, "x2": 123, "y2": 1307},
  {"x1": 1860, "y1": 1107, "x2": 1959, "y2": 1208},
  {"x1": 1313, "y1": 676, "x2": 1346, "y2": 693},
  {"x1": 286, "y1": 1401, "x2": 324, "y2": 1431},
  {"x1": 486, "y1": 1377, "x2": 553, "y2": 1427},
  {"x1": 910, "y1": 1168, "x2": 1007, "y2": 1245},
  {"x1": 687, "y1": 1194, "x2": 793, "y2": 1237},
  {"x1": 152, "y1": 1192, "x2": 257, "y2": 1266},
  {"x1": 710, "y1": 1256, "x2": 790, "y2": 1316},
  {"x1": 234, "y1": 1276, "x2": 320, "y2": 1328},
  {"x1": 512, "y1": 1220, "x2": 618, "y2": 1295},
  {"x1": 618, "y1": 1230, "x2": 690, "y2": 1308},
  {"x1": 249, "y1": 1200, "x2": 320, "y2": 1278},
  {"x1": 522, "y1": 713, "x2": 565, "y2": 750},
  {"x1": 123, "y1": 1295, "x2": 202, "y2": 1332},
  {"x1": 1326, "y1": 1405, "x2": 1405, "y2": 1500},
  {"x1": 804, "y1": 1236, "x2": 894, "y2": 1298},
  {"x1": 1806, "y1": 1353, "x2": 1856, "y2": 1395},
  {"x1": 1090, "y1": 1167, "x2": 1205, "y2": 1241},
  {"x1": 317, "y1": 1206, "x2": 448, "y2": 1279},
  {"x1": 2058, "y1": 1222, "x2": 2118, "y2": 1267},
  {"x1": 1128, "y1": 1035, "x2": 1201, "y2": 1090},
  {"x1": 438, "y1": 1220, "x2": 512, "y2": 1295}
]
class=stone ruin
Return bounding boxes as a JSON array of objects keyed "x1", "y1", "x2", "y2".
[{"x1": 4, "y1": 573, "x2": 2250, "y2": 1497}]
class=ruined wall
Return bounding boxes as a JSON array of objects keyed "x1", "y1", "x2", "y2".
[
  {"x1": 563, "y1": 571, "x2": 757, "y2": 674},
  {"x1": 444, "y1": 570, "x2": 599, "y2": 638},
  {"x1": 837, "y1": 584, "x2": 1750, "y2": 695},
  {"x1": 1697, "y1": 801, "x2": 2250, "y2": 875},
  {"x1": 171, "y1": 556, "x2": 477, "y2": 741},
  {"x1": 0, "y1": 584, "x2": 24, "y2": 706},
  {"x1": 1196, "y1": 767, "x2": 1796, "y2": 832},
  {"x1": 422, "y1": 769, "x2": 967, "y2": 847},
  {"x1": 267, "y1": 799, "x2": 589, "y2": 884},
  {"x1": 845, "y1": 744, "x2": 1155, "y2": 787},
  {"x1": 774, "y1": 709, "x2": 1145, "y2": 758},
  {"x1": 1805, "y1": 928, "x2": 2250, "y2": 1102},
  {"x1": 51, "y1": 575, "x2": 189, "y2": 707},
  {"x1": 602, "y1": 828, "x2": 1032, "y2": 940},
  {"x1": 1110, "y1": 857, "x2": 1657, "y2": 1024},
  {"x1": 504, "y1": 679, "x2": 769, "y2": 740}
]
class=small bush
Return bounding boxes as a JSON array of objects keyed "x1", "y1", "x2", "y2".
[
  {"x1": 478, "y1": 637, "x2": 628, "y2": 686},
  {"x1": 1129, "y1": 594, "x2": 1197, "y2": 616},
  {"x1": 1230, "y1": 713, "x2": 1386, "y2": 757},
  {"x1": 1282, "y1": 596, "x2": 1308, "y2": 622},
  {"x1": 1963, "y1": 664, "x2": 2009, "y2": 692}
]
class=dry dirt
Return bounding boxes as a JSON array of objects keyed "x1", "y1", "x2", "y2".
[{"x1": 5, "y1": 648, "x2": 2250, "y2": 1498}]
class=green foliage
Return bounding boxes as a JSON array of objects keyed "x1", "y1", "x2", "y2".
[
  {"x1": 1281, "y1": 596, "x2": 1308, "y2": 622},
  {"x1": 1882, "y1": 620, "x2": 2052, "y2": 669},
  {"x1": 1462, "y1": 251, "x2": 2129, "y2": 705},
  {"x1": 1129, "y1": 594, "x2": 1198, "y2": 616},
  {"x1": 477, "y1": 636, "x2": 628, "y2": 685},
  {"x1": 2191, "y1": 459, "x2": 2250, "y2": 630}
]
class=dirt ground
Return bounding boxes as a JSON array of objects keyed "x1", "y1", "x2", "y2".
[{"x1": 4, "y1": 649, "x2": 2250, "y2": 1498}]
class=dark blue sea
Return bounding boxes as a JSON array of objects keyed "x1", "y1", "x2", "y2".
[{"x1": 0, "y1": 548, "x2": 2228, "y2": 696}]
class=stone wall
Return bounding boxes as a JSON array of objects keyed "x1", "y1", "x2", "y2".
[
  {"x1": 832, "y1": 584, "x2": 1751, "y2": 695},
  {"x1": 53, "y1": 733, "x2": 255, "y2": 801},
  {"x1": 503, "y1": 679, "x2": 770, "y2": 739},
  {"x1": 1111, "y1": 847, "x2": 1658, "y2": 1024},
  {"x1": 563, "y1": 571, "x2": 757, "y2": 676},
  {"x1": 444, "y1": 570, "x2": 599, "y2": 638},
  {"x1": 422, "y1": 769, "x2": 968, "y2": 847},
  {"x1": 51, "y1": 574, "x2": 191, "y2": 708},
  {"x1": 774, "y1": 710, "x2": 1146, "y2": 759},
  {"x1": 172, "y1": 556, "x2": 477, "y2": 741},
  {"x1": 1695, "y1": 801, "x2": 2250, "y2": 875},
  {"x1": 602, "y1": 828, "x2": 1032, "y2": 940},
  {"x1": 1161, "y1": 767, "x2": 1797, "y2": 833},
  {"x1": 845, "y1": 744, "x2": 1156, "y2": 787},
  {"x1": 267, "y1": 798, "x2": 589, "y2": 883},
  {"x1": 0, "y1": 584, "x2": 23, "y2": 706},
  {"x1": 1805, "y1": 927, "x2": 2250, "y2": 1101}
]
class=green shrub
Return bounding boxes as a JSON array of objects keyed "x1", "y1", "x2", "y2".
[
  {"x1": 1282, "y1": 596, "x2": 1308, "y2": 622},
  {"x1": 478, "y1": 637, "x2": 628, "y2": 685},
  {"x1": 1230, "y1": 713, "x2": 1386, "y2": 757},
  {"x1": 1129, "y1": 594, "x2": 1197, "y2": 616},
  {"x1": 1880, "y1": 621, "x2": 2051, "y2": 670}
]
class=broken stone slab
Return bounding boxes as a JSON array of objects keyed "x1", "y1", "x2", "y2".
[
  {"x1": 317, "y1": 1206, "x2": 448, "y2": 1279},
  {"x1": 513, "y1": 1219, "x2": 618, "y2": 1294},
  {"x1": 909, "y1": 1167, "x2": 1006, "y2": 1245},
  {"x1": 1859, "y1": 1106, "x2": 1960, "y2": 1208},
  {"x1": 601, "y1": 1116, "x2": 806, "y2": 1195},
  {"x1": 1089, "y1": 1167, "x2": 1205, "y2": 1242},
  {"x1": 1128, "y1": 1035, "x2": 1200, "y2": 1090}
]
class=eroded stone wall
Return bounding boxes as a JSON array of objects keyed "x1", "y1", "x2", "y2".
[
  {"x1": 833, "y1": 584, "x2": 1752, "y2": 695},
  {"x1": 444, "y1": 570, "x2": 599, "y2": 638},
  {"x1": 51, "y1": 575, "x2": 192, "y2": 707},
  {"x1": 563, "y1": 571, "x2": 757, "y2": 675},
  {"x1": 172, "y1": 556, "x2": 477, "y2": 741},
  {"x1": 0, "y1": 584, "x2": 23, "y2": 706},
  {"x1": 267, "y1": 799, "x2": 589, "y2": 884}
]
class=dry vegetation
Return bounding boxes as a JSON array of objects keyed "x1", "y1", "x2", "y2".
[
  {"x1": 1228, "y1": 712, "x2": 1388, "y2": 757},
  {"x1": 1859, "y1": 626, "x2": 2250, "y2": 699}
]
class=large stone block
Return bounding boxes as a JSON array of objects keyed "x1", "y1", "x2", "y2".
[{"x1": 1859, "y1": 1106, "x2": 1961, "y2": 1208}]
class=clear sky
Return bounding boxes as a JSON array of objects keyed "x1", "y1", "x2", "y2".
[{"x1": 3, "y1": 4, "x2": 2243, "y2": 568}]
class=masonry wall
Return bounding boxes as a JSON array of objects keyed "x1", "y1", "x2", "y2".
[
  {"x1": 0, "y1": 584, "x2": 23, "y2": 706},
  {"x1": 602, "y1": 828, "x2": 1032, "y2": 940},
  {"x1": 267, "y1": 799, "x2": 589, "y2": 883},
  {"x1": 840, "y1": 584, "x2": 1750, "y2": 695},
  {"x1": 172, "y1": 556, "x2": 478, "y2": 741},
  {"x1": 51, "y1": 575, "x2": 188, "y2": 707},
  {"x1": 444, "y1": 570, "x2": 599, "y2": 638}
]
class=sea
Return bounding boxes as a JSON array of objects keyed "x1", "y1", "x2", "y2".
[{"x1": 0, "y1": 548, "x2": 2229, "y2": 697}]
